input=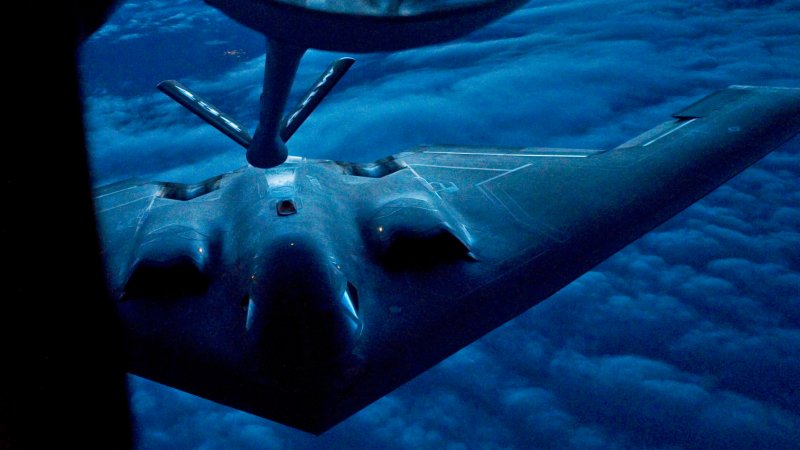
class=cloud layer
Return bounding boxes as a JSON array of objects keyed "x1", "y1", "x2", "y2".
[{"x1": 80, "y1": 0, "x2": 800, "y2": 448}]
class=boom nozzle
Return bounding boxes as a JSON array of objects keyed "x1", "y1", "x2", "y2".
[{"x1": 247, "y1": 40, "x2": 305, "y2": 168}]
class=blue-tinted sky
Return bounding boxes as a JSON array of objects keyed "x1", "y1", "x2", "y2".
[{"x1": 79, "y1": 1, "x2": 800, "y2": 448}]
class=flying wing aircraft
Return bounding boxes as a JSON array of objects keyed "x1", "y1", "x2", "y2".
[{"x1": 92, "y1": 0, "x2": 800, "y2": 435}]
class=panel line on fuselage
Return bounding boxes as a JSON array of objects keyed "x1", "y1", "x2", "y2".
[{"x1": 423, "y1": 151, "x2": 590, "y2": 158}]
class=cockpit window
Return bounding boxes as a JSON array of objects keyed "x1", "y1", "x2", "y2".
[
  {"x1": 341, "y1": 281, "x2": 359, "y2": 317},
  {"x1": 382, "y1": 229, "x2": 472, "y2": 269}
]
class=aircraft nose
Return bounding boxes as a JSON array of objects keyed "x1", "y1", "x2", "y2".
[{"x1": 245, "y1": 235, "x2": 362, "y2": 374}]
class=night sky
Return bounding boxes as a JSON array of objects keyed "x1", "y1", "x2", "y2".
[{"x1": 79, "y1": 1, "x2": 800, "y2": 448}]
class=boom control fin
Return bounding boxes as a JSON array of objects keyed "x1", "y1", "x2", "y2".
[
  {"x1": 158, "y1": 51, "x2": 355, "y2": 167},
  {"x1": 158, "y1": 80, "x2": 252, "y2": 148}
]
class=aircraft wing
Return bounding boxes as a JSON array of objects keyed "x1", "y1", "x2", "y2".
[
  {"x1": 94, "y1": 170, "x2": 244, "y2": 292},
  {"x1": 94, "y1": 86, "x2": 800, "y2": 433}
]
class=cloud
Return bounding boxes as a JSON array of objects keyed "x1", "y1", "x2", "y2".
[
  {"x1": 79, "y1": 0, "x2": 800, "y2": 448},
  {"x1": 546, "y1": 351, "x2": 800, "y2": 449}
]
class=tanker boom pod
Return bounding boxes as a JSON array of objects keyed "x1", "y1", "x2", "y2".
[
  {"x1": 163, "y1": 0, "x2": 529, "y2": 167},
  {"x1": 198, "y1": 0, "x2": 527, "y2": 167}
]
